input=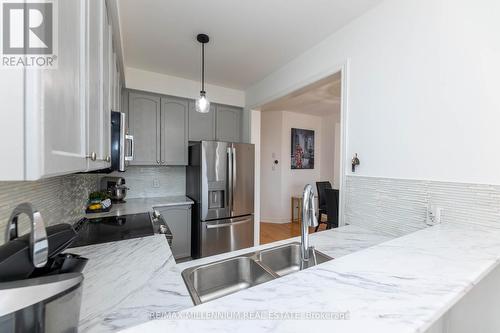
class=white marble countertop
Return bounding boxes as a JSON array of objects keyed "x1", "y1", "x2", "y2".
[
  {"x1": 69, "y1": 225, "x2": 392, "y2": 332},
  {"x1": 123, "y1": 221, "x2": 500, "y2": 333},
  {"x1": 85, "y1": 196, "x2": 194, "y2": 218}
]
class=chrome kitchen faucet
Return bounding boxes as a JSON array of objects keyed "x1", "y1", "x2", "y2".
[
  {"x1": 300, "y1": 184, "x2": 318, "y2": 265},
  {"x1": 5, "y1": 203, "x2": 48, "y2": 268}
]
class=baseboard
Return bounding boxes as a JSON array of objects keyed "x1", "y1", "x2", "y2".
[{"x1": 260, "y1": 218, "x2": 291, "y2": 224}]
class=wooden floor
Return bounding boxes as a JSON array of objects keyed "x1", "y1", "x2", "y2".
[{"x1": 260, "y1": 222, "x2": 328, "y2": 245}]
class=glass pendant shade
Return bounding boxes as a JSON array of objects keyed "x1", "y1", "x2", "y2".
[{"x1": 195, "y1": 91, "x2": 210, "y2": 113}]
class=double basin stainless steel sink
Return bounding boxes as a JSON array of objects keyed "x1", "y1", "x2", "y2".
[{"x1": 182, "y1": 242, "x2": 333, "y2": 305}]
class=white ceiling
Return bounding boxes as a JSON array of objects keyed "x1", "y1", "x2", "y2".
[
  {"x1": 260, "y1": 72, "x2": 341, "y2": 117},
  {"x1": 117, "y1": 0, "x2": 382, "y2": 90}
]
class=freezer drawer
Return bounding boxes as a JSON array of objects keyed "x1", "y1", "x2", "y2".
[{"x1": 200, "y1": 216, "x2": 254, "y2": 258}]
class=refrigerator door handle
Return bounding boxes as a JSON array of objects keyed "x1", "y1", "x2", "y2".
[
  {"x1": 227, "y1": 147, "x2": 233, "y2": 215},
  {"x1": 232, "y1": 146, "x2": 236, "y2": 213},
  {"x1": 205, "y1": 218, "x2": 251, "y2": 229}
]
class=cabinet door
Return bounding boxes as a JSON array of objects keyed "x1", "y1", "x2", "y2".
[
  {"x1": 101, "y1": 8, "x2": 111, "y2": 165},
  {"x1": 86, "y1": 0, "x2": 109, "y2": 170},
  {"x1": 121, "y1": 89, "x2": 129, "y2": 129},
  {"x1": 26, "y1": 0, "x2": 87, "y2": 178},
  {"x1": 157, "y1": 206, "x2": 192, "y2": 259},
  {"x1": 161, "y1": 97, "x2": 188, "y2": 165},
  {"x1": 188, "y1": 101, "x2": 216, "y2": 141},
  {"x1": 116, "y1": 70, "x2": 121, "y2": 111},
  {"x1": 86, "y1": 0, "x2": 101, "y2": 168},
  {"x1": 216, "y1": 105, "x2": 242, "y2": 142},
  {"x1": 128, "y1": 92, "x2": 161, "y2": 165},
  {"x1": 112, "y1": 53, "x2": 119, "y2": 110}
]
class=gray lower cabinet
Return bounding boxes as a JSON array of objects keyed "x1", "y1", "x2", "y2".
[
  {"x1": 216, "y1": 105, "x2": 242, "y2": 142},
  {"x1": 156, "y1": 205, "x2": 192, "y2": 259},
  {"x1": 188, "y1": 101, "x2": 216, "y2": 141},
  {"x1": 127, "y1": 90, "x2": 188, "y2": 166}
]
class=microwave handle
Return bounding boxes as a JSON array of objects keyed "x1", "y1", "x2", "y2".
[{"x1": 125, "y1": 134, "x2": 134, "y2": 161}]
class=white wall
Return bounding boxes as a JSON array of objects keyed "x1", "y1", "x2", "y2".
[
  {"x1": 260, "y1": 111, "x2": 284, "y2": 223},
  {"x1": 247, "y1": 0, "x2": 500, "y2": 185},
  {"x1": 125, "y1": 67, "x2": 245, "y2": 107},
  {"x1": 320, "y1": 111, "x2": 341, "y2": 189},
  {"x1": 250, "y1": 110, "x2": 261, "y2": 245},
  {"x1": 281, "y1": 112, "x2": 323, "y2": 208},
  {"x1": 261, "y1": 111, "x2": 335, "y2": 223}
]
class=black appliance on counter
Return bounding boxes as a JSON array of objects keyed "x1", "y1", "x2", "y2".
[
  {"x1": 69, "y1": 212, "x2": 173, "y2": 248},
  {"x1": 0, "y1": 203, "x2": 87, "y2": 333}
]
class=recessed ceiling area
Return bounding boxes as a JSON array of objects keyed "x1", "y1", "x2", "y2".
[
  {"x1": 117, "y1": 0, "x2": 382, "y2": 90},
  {"x1": 260, "y1": 72, "x2": 341, "y2": 117}
]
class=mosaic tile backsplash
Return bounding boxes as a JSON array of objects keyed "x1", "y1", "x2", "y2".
[
  {"x1": 0, "y1": 174, "x2": 100, "y2": 245},
  {"x1": 109, "y1": 166, "x2": 185, "y2": 199},
  {"x1": 345, "y1": 175, "x2": 500, "y2": 237},
  {"x1": 0, "y1": 166, "x2": 186, "y2": 245}
]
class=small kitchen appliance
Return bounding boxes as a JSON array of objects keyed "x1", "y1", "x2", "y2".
[
  {"x1": 100, "y1": 176, "x2": 129, "y2": 202},
  {"x1": 0, "y1": 203, "x2": 86, "y2": 333}
]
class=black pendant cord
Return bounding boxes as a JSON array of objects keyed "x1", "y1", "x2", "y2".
[
  {"x1": 201, "y1": 43, "x2": 205, "y2": 93},
  {"x1": 196, "y1": 33, "x2": 209, "y2": 94}
]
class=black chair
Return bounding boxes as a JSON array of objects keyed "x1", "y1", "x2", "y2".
[
  {"x1": 316, "y1": 181, "x2": 332, "y2": 222},
  {"x1": 315, "y1": 188, "x2": 339, "y2": 231}
]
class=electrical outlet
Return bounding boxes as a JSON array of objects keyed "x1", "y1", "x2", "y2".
[
  {"x1": 426, "y1": 204, "x2": 442, "y2": 226},
  {"x1": 153, "y1": 179, "x2": 160, "y2": 188}
]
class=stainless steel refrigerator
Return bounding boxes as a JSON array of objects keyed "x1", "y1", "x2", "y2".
[{"x1": 187, "y1": 141, "x2": 255, "y2": 258}]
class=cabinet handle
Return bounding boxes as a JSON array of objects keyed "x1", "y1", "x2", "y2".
[
  {"x1": 156, "y1": 160, "x2": 160, "y2": 164},
  {"x1": 102, "y1": 155, "x2": 111, "y2": 163},
  {"x1": 161, "y1": 160, "x2": 165, "y2": 164},
  {"x1": 86, "y1": 152, "x2": 97, "y2": 161}
]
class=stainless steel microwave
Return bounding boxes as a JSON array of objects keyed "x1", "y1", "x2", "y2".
[{"x1": 111, "y1": 111, "x2": 134, "y2": 171}]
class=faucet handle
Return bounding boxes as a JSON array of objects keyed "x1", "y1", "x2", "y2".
[{"x1": 6, "y1": 203, "x2": 49, "y2": 268}]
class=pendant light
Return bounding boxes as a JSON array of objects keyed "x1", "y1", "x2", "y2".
[{"x1": 195, "y1": 34, "x2": 210, "y2": 113}]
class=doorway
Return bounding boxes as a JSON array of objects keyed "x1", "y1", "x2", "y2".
[{"x1": 251, "y1": 70, "x2": 347, "y2": 245}]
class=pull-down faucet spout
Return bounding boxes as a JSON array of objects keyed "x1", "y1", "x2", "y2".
[{"x1": 300, "y1": 184, "x2": 318, "y2": 262}]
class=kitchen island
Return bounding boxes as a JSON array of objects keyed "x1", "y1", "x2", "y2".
[
  {"x1": 70, "y1": 224, "x2": 392, "y2": 332},
  {"x1": 120, "y1": 221, "x2": 500, "y2": 333}
]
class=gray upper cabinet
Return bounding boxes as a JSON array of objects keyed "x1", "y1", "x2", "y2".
[
  {"x1": 216, "y1": 105, "x2": 242, "y2": 142},
  {"x1": 161, "y1": 97, "x2": 188, "y2": 165},
  {"x1": 128, "y1": 92, "x2": 161, "y2": 165},
  {"x1": 127, "y1": 90, "x2": 189, "y2": 166},
  {"x1": 126, "y1": 89, "x2": 243, "y2": 166},
  {"x1": 188, "y1": 101, "x2": 216, "y2": 141}
]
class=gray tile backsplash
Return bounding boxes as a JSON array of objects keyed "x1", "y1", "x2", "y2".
[
  {"x1": 0, "y1": 166, "x2": 186, "y2": 245},
  {"x1": 109, "y1": 166, "x2": 185, "y2": 198},
  {"x1": 345, "y1": 175, "x2": 500, "y2": 237},
  {"x1": 0, "y1": 174, "x2": 100, "y2": 245}
]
